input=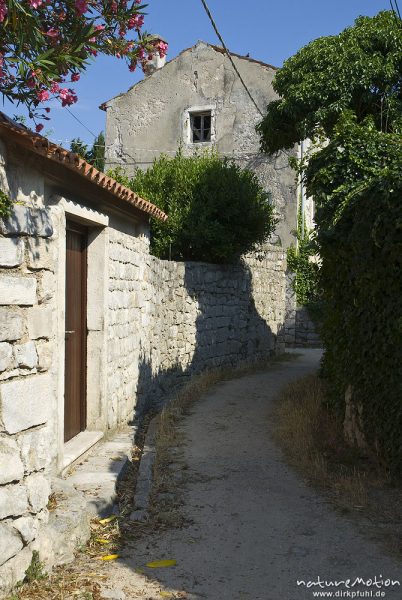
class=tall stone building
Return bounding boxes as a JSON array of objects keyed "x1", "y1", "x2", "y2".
[{"x1": 101, "y1": 40, "x2": 300, "y2": 248}]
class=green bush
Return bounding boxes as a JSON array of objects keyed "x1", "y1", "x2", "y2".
[{"x1": 110, "y1": 151, "x2": 276, "y2": 263}]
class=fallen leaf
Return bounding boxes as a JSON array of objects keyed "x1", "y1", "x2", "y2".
[
  {"x1": 96, "y1": 539, "x2": 110, "y2": 544},
  {"x1": 97, "y1": 554, "x2": 120, "y2": 561},
  {"x1": 146, "y1": 559, "x2": 177, "y2": 568},
  {"x1": 159, "y1": 592, "x2": 173, "y2": 598},
  {"x1": 98, "y1": 515, "x2": 117, "y2": 524},
  {"x1": 135, "y1": 567, "x2": 145, "y2": 574}
]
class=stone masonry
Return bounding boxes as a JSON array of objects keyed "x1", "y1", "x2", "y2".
[
  {"x1": 0, "y1": 209, "x2": 56, "y2": 594},
  {"x1": 107, "y1": 231, "x2": 287, "y2": 425}
]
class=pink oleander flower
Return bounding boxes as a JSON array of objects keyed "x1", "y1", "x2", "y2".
[
  {"x1": 29, "y1": 0, "x2": 43, "y2": 7},
  {"x1": 157, "y1": 40, "x2": 168, "y2": 58},
  {"x1": 71, "y1": 73, "x2": 80, "y2": 82},
  {"x1": 37, "y1": 89, "x2": 49, "y2": 102},
  {"x1": 45, "y1": 28, "x2": 59, "y2": 38},
  {"x1": 94, "y1": 24, "x2": 105, "y2": 31},
  {"x1": 127, "y1": 14, "x2": 144, "y2": 29},
  {"x1": 50, "y1": 82, "x2": 60, "y2": 93},
  {"x1": 35, "y1": 123, "x2": 44, "y2": 132},
  {"x1": 0, "y1": 0, "x2": 7, "y2": 23},
  {"x1": 138, "y1": 48, "x2": 145, "y2": 59},
  {"x1": 59, "y1": 88, "x2": 77, "y2": 106},
  {"x1": 129, "y1": 60, "x2": 137, "y2": 72},
  {"x1": 75, "y1": 0, "x2": 87, "y2": 16}
]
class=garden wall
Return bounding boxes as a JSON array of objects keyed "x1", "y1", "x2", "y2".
[{"x1": 107, "y1": 230, "x2": 287, "y2": 424}]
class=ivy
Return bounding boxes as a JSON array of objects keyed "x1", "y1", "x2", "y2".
[
  {"x1": 315, "y1": 126, "x2": 402, "y2": 473},
  {"x1": 257, "y1": 10, "x2": 402, "y2": 473},
  {"x1": 286, "y1": 206, "x2": 320, "y2": 307}
]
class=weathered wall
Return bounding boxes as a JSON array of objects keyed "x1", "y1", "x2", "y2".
[
  {"x1": 107, "y1": 228, "x2": 287, "y2": 426},
  {"x1": 104, "y1": 41, "x2": 298, "y2": 248},
  {"x1": 0, "y1": 141, "x2": 58, "y2": 594}
]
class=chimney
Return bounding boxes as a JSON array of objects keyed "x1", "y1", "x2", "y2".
[{"x1": 143, "y1": 35, "x2": 168, "y2": 77}]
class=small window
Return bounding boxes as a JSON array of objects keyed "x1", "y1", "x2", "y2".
[{"x1": 190, "y1": 111, "x2": 212, "y2": 143}]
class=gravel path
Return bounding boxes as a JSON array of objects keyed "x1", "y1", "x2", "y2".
[{"x1": 101, "y1": 350, "x2": 402, "y2": 600}]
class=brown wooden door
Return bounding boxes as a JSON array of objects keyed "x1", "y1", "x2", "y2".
[{"x1": 64, "y1": 221, "x2": 87, "y2": 442}]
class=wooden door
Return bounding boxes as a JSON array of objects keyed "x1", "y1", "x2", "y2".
[{"x1": 64, "y1": 221, "x2": 87, "y2": 442}]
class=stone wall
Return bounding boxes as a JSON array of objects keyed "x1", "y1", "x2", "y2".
[
  {"x1": 0, "y1": 207, "x2": 57, "y2": 594},
  {"x1": 284, "y1": 272, "x2": 321, "y2": 348},
  {"x1": 294, "y1": 307, "x2": 321, "y2": 348},
  {"x1": 107, "y1": 229, "x2": 287, "y2": 425}
]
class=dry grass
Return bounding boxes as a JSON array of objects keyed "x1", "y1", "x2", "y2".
[{"x1": 274, "y1": 374, "x2": 402, "y2": 555}]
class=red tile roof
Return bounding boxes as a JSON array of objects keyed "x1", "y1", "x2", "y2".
[{"x1": 0, "y1": 112, "x2": 167, "y2": 222}]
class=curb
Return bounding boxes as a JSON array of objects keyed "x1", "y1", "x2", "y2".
[{"x1": 130, "y1": 414, "x2": 160, "y2": 521}]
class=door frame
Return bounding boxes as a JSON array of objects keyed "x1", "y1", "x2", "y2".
[{"x1": 51, "y1": 197, "x2": 109, "y2": 472}]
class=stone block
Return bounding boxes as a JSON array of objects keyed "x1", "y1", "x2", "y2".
[
  {"x1": 0, "y1": 205, "x2": 52, "y2": 237},
  {"x1": 26, "y1": 472, "x2": 51, "y2": 512},
  {"x1": 0, "y1": 237, "x2": 24, "y2": 267},
  {"x1": 36, "y1": 341, "x2": 52, "y2": 372},
  {"x1": 0, "y1": 373, "x2": 52, "y2": 434},
  {"x1": 27, "y1": 306, "x2": 52, "y2": 338},
  {"x1": 0, "y1": 483, "x2": 28, "y2": 519},
  {"x1": 17, "y1": 426, "x2": 53, "y2": 473},
  {"x1": 0, "y1": 342, "x2": 13, "y2": 372},
  {"x1": 0, "y1": 546, "x2": 32, "y2": 597},
  {"x1": 38, "y1": 270, "x2": 55, "y2": 304},
  {"x1": 12, "y1": 515, "x2": 40, "y2": 544},
  {"x1": 0, "y1": 275, "x2": 37, "y2": 306},
  {"x1": 14, "y1": 341, "x2": 38, "y2": 369},
  {"x1": 0, "y1": 308, "x2": 24, "y2": 341},
  {"x1": 0, "y1": 522, "x2": 23, "y2": 567},
  {"x1": 26, "y1": 237, "x2": 53, "y2": 270},
  {"x1": 0, "y1": 435, "x2": 24, "y2": 484}
]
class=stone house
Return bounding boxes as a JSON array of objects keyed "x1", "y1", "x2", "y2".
[
  {"x1": 0, "y1": 112, "x2": 289, "y2": 594},
  {"x1": 102, "y1": 40, "x2": 301, "y2": 249}
]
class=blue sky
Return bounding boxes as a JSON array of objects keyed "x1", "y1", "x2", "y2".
[{"x1": 2, "y1": 0, "x2": 390, "y2": 148}]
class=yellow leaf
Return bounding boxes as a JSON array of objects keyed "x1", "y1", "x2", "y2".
[
  {"x1": 135, "y1": 567, "x2": 145, "y2": 574},
  {"x1": 98, "y1": 515, "x2": 117, "y2": 524},
  {"x1": 146, "y1": 559, "x2": 177, "y2": 568},
  {"x1": 96, "y1": 539, "x2": 110, "y2": 544},
  {"x1": 159, "y1": 593, "x2": 174, "y2": 598},
  {"x1": 97, "y1": 554, "x2": 120, "y2": 561}
]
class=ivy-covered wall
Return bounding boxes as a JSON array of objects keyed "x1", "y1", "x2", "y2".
[{"x1": 320, "y1": 175, "x2": 402, "y2": 472}]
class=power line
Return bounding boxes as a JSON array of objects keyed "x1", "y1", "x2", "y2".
[
  {"x1": 199, "y1": 0, "x2": 264, "y2": 117},
  {"x1": 390, "y1": 0, "x2": 402, "y2": 22},
  {"x1": 64, "y1": 105, "x2": 98, "y2": 138}
]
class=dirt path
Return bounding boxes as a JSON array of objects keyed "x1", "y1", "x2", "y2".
[{"x1": 101, "y1": 350, "x2": 402, "y2": 600}]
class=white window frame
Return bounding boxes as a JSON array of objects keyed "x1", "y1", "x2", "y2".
[{"x1": 183, "y1": 104, "x2": 216, "y2": 147}]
